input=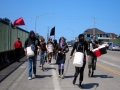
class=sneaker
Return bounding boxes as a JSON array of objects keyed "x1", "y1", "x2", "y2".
[
  {"x1": 59, "y1": 75, "x2": 61, "y2": 78},
  {"x1": 28, "y1": 77, "x2": 32, "y2": 80},
  {"x1": 79, "y1": 85, "x2": 83, "y2": 89},
  {"x1": 91, "y1": 74, "x2": 94, "y2": 77},
  {"x1": 48, "y1": 60, "x2": 51, "y2": 64},
  {"x1": 61, "y1": 75, "x2": 64, "y2": 79},
  {"x1": 32, "y1": 74, "x2": 36, "y2": 79},
  {"x1": 79, "y1": 82, "x2": 83, "y2": 89},
  {"x1": 88, "y1": 72, "x2": 91, "y2": 78}
]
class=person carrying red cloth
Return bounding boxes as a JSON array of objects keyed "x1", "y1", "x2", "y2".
[{"x1": 88, "y1": 35, "x2": 99, "y2": 77}]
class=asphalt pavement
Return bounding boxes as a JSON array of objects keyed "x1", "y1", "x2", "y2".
[{"x1": 0, "y1": 48, "x2": 120, "y2": 90}]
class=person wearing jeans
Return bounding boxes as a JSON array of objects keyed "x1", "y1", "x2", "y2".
[
  {"x1": 39, "y1": 38, "x2": 47, "y2": 67},
  {"x1": 28, "y1": 56, "x2": 36, "y2": 78},
  {"x1": 40, "y1": 51, "x2": 46, "y2": 67},
  {"x1": 24, "y1": 30, "x2": 40, "y2": 80}
]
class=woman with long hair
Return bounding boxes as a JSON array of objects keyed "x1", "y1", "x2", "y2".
[{"x1": 56, "y1": 37, "x2": 69, "y2": 79}]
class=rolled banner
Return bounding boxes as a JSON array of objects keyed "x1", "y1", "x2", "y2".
[
  {"x1": 98, "y1": 45, "x2": 107, "y2": 55},
  {"x1": 92, "y1": 48, "x2": 101, "y2": 57}
]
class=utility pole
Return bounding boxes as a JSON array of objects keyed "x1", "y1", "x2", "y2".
[
  {"x1": 93, "y1": 17, "x2": 96, "y2": 35},
  {"x1": 47, "y1": 26, "x2": 49, "y2": 41}
]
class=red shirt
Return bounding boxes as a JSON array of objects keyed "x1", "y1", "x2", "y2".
[{"x1": 14, "y1": 41, "x2": 22, "y2": 48}]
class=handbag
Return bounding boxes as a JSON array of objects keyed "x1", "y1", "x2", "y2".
[
  {"x1": 26, "y1": 44, "x2": 35, "y2": 57},
  {"x1": 73, "y1": 42, "x2": 84, "y2": 67}
]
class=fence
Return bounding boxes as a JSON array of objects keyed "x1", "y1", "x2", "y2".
[
  {"x1": 0, "y1": 20, "x2": 29, "y2": 52},
  {"x1": 0, "y1": 48, "x2": 25, "y2": 71}
]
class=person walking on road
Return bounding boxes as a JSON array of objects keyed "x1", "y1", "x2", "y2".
[
  {"x1": 53, "y1": 39, "x2": 58, "y2": 60},
  {"x1": 88, "y1": 35, "x2": 99, "y2": 77},
  {"x1": 69, "y1": 34, "x2": 89, "y2": 88},
  {"x1": 39, "y1": 38, "x2": 47, "y2": 67},
  {"x1": 46, "y1": 38, "x2": 54, "y2": 64},
  {"x1": 13, "y1": 38, "x2": 22, "y2": 62},
  {"x1": 56, "y1": 37, "x2": 69, "y2": 79},
  {"x1": 24, "y1": 30, "x2": 40, "y2": 80}
]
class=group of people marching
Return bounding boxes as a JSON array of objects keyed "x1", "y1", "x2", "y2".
[
  {"x1": 24, "y1": 30, "x2": 101, "y2": 89},
  {"x1": 24, "y1": 30, "x2": 69, "y2": 80}
]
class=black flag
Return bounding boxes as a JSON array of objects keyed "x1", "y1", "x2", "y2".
[{"x1": 50, "y1": 26, "x2": 55, "y2": 36}]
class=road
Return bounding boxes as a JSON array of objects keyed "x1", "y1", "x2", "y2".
[{"x1": 0, "y1": 48, "x2": 120, "y2": 90}]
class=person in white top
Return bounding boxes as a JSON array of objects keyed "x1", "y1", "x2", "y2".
[{"x1": 46, "y1": 38, "x2": 54, "y2": 63}]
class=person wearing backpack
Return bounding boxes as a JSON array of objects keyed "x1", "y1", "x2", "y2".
[{"x1": 69, "y1": 34, "x2": 89, "y2": 88}]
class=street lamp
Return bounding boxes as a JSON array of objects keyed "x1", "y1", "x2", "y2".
[{"x1": 35, "y1": 12, "x2": 54, "y2": 33}]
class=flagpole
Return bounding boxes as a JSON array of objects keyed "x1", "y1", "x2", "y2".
[
  {"x1": 54, "y1": 26, "x2": 55, "y2": 40},
  {"x1": 25, "y1": 25, "x2": 28, "y2": 31}
]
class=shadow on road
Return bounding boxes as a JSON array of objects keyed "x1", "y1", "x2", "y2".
[
  {"x1": 81, "y1": 83, "x2": 99, "y2": 89},
  {"x1": 36, "y1": 75, "x2": 52, "y2": 78},
  {"x1": 64, "y1": 75, "x2": 74, "y2": 78},
  {"x1": 46, "y1": 67, "x2": 56, "y2": 70},
  {"x1": 93, "y1": 75, "x2": 114, "y2": 78},
  {"x1": 50, "y1": 63, "x2": 57, "y2": 65}
]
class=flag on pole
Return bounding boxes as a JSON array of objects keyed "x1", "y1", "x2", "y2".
[
  {"x1": 14, "y1": 17, "x2": 25, "y2": 25},
  {"x1": 50, "y1": 26, "x2": 55, "y2": 36},
  {"x1": 11, "y1": 17, "x2": 25, "y2": 29}
]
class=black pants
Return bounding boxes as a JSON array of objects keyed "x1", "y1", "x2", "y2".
[
  {"x1": 15, "y1": 48, "x2": 21, "y2": 62},
  {"x1": 74, "y1": 61, "x2": 86, "y2": 82},
  {"x1": 53, "y1": 51, "x2": 57, "y2": 60}
]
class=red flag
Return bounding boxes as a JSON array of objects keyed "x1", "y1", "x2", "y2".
[
  {"x1": 14, "y1": 17, "x2": 25, "y2": 25},
  {"x1": 92, "y1": 48, "x2": 101, "y2": 57}
]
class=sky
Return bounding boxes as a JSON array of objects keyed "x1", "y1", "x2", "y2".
[{"x1": 0, "y1": 0, "x2": 120, "y2": 42}]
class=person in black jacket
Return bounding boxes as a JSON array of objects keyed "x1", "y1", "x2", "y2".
[
  {"x1": 56, "y1": 37, "x2": 69, "y2": 79},
  {"x1": 53, "y1": 39, "x2": 58, "y2": 60},
  {"x1": 69, "y1": 34, "x2": 89, "y2": 88},
  {"x1": 24, "y1": 30, "x2": 40, "y2": 80}
]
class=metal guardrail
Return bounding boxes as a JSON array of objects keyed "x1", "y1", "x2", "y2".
[{"x1": 0, "y1": 48, "x2": 25, "y2": 71}]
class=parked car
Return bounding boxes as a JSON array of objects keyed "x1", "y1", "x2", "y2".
[
  {"x1": 102, "y1": 42, "x2": 109, "y2": 49},
  {"x1": 68, "y1": 44, "x2": 72, "y2": 47},
  {"x1": 108, "y1": 43, "x2": 120, "y2": 51}
]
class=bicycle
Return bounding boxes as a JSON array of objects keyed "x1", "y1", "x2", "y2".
[{"x1": 41, "y1": 52, "x2": 47, "y2": 71}]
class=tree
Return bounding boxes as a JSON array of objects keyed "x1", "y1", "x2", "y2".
[{"x1": 116, "y1": 34, "x2": 120, "y2": 39}]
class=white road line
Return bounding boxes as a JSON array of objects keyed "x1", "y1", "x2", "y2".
[
  {"x1": 51, "y1": 61, "x2": 61, "y2": 90},
  {"x1": 98, "y1": 59, "x2": 120, "y2": 68},
  {"x1": 8, "y1": 64, "x2": 27, "y2": 90},
  {"x1": 101, "y1": 55, "x2": 119, "y2": 61}
]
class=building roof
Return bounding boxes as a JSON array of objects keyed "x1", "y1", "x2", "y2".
[{"x1": 84, "y1": 28, "x2": 105, "y2": 34}]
